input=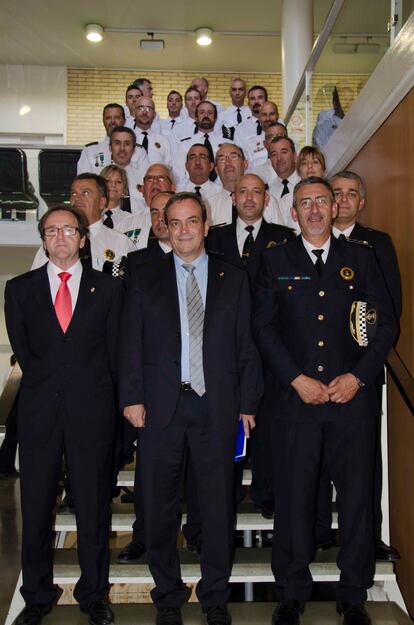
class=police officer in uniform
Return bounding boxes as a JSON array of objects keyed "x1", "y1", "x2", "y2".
[{"x1": 253, "y1": 176, "x2": 396, "y2": 625}]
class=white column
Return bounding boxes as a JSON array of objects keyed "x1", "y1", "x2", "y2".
[{"x1": 281, "y1": 0, "x2": 314, "y2": 113}]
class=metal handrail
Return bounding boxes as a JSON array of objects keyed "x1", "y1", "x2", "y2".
[
  {"x1": 0, "y1": 361, "x2": 21, "y2": 432},
  {"x1": 386, "y1": 348, "x2": 414, "y2": 415}
]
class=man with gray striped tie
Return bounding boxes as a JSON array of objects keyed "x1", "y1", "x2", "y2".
[{"x1": 119, "y1": 192, "x2": 263, "y2": 625}]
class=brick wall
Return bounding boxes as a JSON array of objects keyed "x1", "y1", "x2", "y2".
[
  {"x1": 66, "y1": 69, "x2": 282, "y2": 145},
  {"x1": 67, "y1": 68, "x2": 369, "y2": 146}
]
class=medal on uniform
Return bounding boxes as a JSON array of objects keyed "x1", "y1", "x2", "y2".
[
  {"x1": 104, "y1": 249, "x2": 115, "y2": 261},
  {"x1": 340, "y1": 267, "x2": 355, "y2": 280}
]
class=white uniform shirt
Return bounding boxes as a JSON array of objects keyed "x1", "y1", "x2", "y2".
[
  {"x1": 219, "y1": 105, "x2": 251, "y2": 128},
  {"x1": 133, "y1": 129, "x2": 173, "y2": 169},
  {"x1": 77, "y1": 137, "x2": 111, "y2": 175},
  {"x1": 208, "y1": 189, "x2": 283, "y2": 227},
  {"x1": 31, "y1": 221, "x2": 135, "y2": 271},
  {"x1": 251, "y1": 160, "x2": 277, "y2": 186},
  {"x1": 178, "y1": 178, "x2": 222, "y2": 199},
  {"x1": 269, "y1": 171, "x2": 301, "y2": 234},
  {"x1": 236, "y1": 217, "x2": 262, "y2": 256},
  {"x1": 116, "y1": 210, "x2": 152, "y2": 249}
]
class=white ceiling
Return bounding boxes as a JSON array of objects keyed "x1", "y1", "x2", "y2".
[{"x1": 1, "y1": 0, "x2": 391, "y2": 73}]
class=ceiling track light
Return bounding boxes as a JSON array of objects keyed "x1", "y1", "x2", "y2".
[
  {"x1": 196, "y1": 27, "x2": 213, "y2": 46},
  {"x1": 85, "y1": 24, "x2": 104, "y2": 43}
]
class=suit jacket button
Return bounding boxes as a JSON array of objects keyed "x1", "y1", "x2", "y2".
[
  {"x1": 317, "y1": 365, "x2": 324, "y2": 372},
  {"x1": 319, "y1": 290, "x2": 325, "y2": 297},
  {"x1": 318, "y1": 340, "x2": 325, "y2": 347}
]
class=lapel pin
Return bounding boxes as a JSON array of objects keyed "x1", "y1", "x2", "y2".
[
  {"x1": 218, "y1": 271, "x2": 225, "y2": 277},
  {"x1": 340, "y1": 267, "x2": 355, "y2": 281},
  {"x1": 267, "y1": 241, "x2": 276, "y2": 248},
  {"x1": 90, "y1": 287, "x2": 96, "y2": 293}
]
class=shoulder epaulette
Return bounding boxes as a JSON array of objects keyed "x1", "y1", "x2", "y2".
[
  {"x1": 345, "y1": 237, "x2": 372, "y2": 248},
  {"x1": 208, "y1": 222, "x2": 228, "y2": 231},
  {"x1": 85, "y1": 141, "x2": 98, "y2": 147},
  {"x1": 266, "y1": 239, "x2": 288, "y2": 248}
]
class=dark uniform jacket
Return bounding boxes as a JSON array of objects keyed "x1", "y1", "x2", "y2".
[
  {"x1": 253, "y1": 235, "x2": 397, "y2": 422},
  {"x1": 207, "y1": 219, "x2": 295, "y2": 285},
  {"x1": 350, "y1": 222, "x2": 402, "y2": 318}
]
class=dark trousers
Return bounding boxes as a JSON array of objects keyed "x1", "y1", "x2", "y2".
[
  {"x1": 250, "y1": 404, "x2": 274, "y2": 507},
  {"x1": 316, "y1": 377, "x2": 384, "y2": 543},
  {"x1": 139, "y1": 390, "x2": 236, "y2": 609},
  {"x1": 271, "y1": 415, "x2": 376, "y2": 604},
  {"x1": 19, "y1": 404, "x2": 113, "y2": 606}
]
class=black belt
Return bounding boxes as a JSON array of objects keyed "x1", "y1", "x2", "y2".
[{"x1": 180, "y1": 381, "x2": 193, "y2": 392}]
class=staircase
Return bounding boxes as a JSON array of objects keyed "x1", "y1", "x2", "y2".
[{"x1": 4, "y1": 466, "x2": 408, "y2": 625}]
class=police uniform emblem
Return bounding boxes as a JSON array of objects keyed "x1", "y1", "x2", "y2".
[
  {"x1": 340, "y1": 266, "x2": 355, "y2": 281},
  {"x1": 104, "y1": 249, "x2": 115, "y2": 261},
  {"x1": 350, "y1": 300, "x2": 378, "y2": 347},
  {"x1": 266, "y1": 241, "x2": 277, "y2": 248}
]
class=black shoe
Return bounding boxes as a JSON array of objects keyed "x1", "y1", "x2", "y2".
[
  {"x1": 156, "y1": 607, "x2": 182, "y2": 625},
  {"x1": 15, "y1": 603, "x2": 52, "y2": 625},
  {"x1": 117, "y1": 540, "x2": 146, "y2": 563},
  {"x1": 336, "y1": 603, "x2": 371, "y2": 625},
  {"x1": 120, "y1": 488, "x2": 134, "y2": 504},
  {"x1": 272, "y1": 601, "x2": 304, "y2": 625},
  {"x1": 80, "y1": 600, "x2": 114, "y2": 625},
  {"x1": 254, "y1": 499, "x2": 274, "y2": 520},
  {"x1": 375, "y1": 539, "x2": 400, "y2": 561},
  {"x1": 186, "y1": 541, "x2": 201, "y2": 555},
  {"x1": 204, "y1": 605, "x2": 232, "y2": 625},
  {"x1": 56, "y1": 494, "x2": 75, "y2": 515},
  {"x1": 0, "y1": 468, "x2": 19, "y2": 480}
]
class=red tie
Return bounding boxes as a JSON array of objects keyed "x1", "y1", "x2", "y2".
[{"x1": 54, "y1": 272, "x2": 72, "y2": 332}]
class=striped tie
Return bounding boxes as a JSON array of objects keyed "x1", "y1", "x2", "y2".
[{"x1": 183, "y1": 264, "x2": 205, "y2": 396}]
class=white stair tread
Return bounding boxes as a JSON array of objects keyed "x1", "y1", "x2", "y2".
[
  {"x1": 54, "y1": 502, "x2": 339, "y2": 532},
  {"x1": 38, "y1": 602, "x2": 411, "y2": 625},
  {"x1": 52, "y1": 548, "x2": 395, "y2": 584},
  {"x1": 117, "y1": 468, "x2": 253, "y2": 486}
]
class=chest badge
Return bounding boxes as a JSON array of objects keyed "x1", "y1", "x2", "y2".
[
  {"x1": 104, "y1": 249, "x2": 115, "y2": 261},
  {"x1": 340, "y1": 266, "x2": 354, "y2": 281}
]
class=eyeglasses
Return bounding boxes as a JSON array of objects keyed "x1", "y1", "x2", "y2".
[
  {"x1": 144, "y1": 175, "x2": 171, "y2": 184},
  {"x1": 298, "y1": 197, "x2": 330, "y2": 209},
  {"x1": 44, "y1": 226, "x2": 79, "y2": 237},
  {"x1": 136, "y1": 105, "x2": 154, "y2": 113},
  {"x1": 216, "y1": 153, "x2": 242, "y2": 164}
]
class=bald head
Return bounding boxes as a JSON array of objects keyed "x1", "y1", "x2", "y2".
[{"x1": 234, "y1": 174, "x2": 269, "y2": 224}]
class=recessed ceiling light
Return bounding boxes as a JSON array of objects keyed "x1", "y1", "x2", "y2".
[
  {"x1": 19, "y1": 105, "x2": 31, "y2": 116},
  {"x1": 196, "y1": 28, "x2": 213, "y2": 46},
  {"x1": 85, "y1": 24, "x2": 103, "y2": 43}
]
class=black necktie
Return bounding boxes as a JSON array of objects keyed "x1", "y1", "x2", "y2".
[
  {"x1": 236, "y1": 108, "x2": 242, "y2": 124},
  {"x1": 193, "y1": 122, "x2": 198, "y2": 134},
  {"x1": 204, "y1": 134, "x2": 217, "y2": 182},
  {"x1": 103, "y1": 209, "x2": 113, "y2": 229},
  {"x1": 281, "y1": 179, "x2": 290, "y2": 197},
  {"x1": 312, "y1": 249, "x2": 324, "y2": 276},
  {"x1": 79, "y1": 236, "x2": 92, "y2": 269},
  {"x1": 194, "y1": 186, "x2": 201, "y2": 197},
  {"x1": 338, "y1": 233, "x2": 347, "y2": 241},
  {"x1": 242, "y1": 225, "x2": 254, "y2": 264},
  {"x1": 170, "y1": 119, "x2": 176, "y2": 128},
  {"x1": 256, "y1": 120, "x2": 263, "y2": 135},
  {"x1": 141, "y1": 131, "x2": 149, "y2": 153}
]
